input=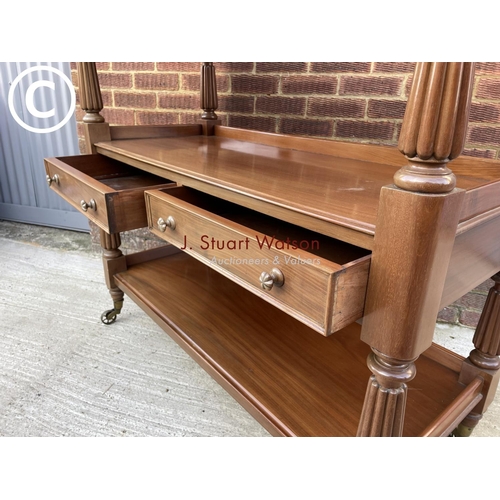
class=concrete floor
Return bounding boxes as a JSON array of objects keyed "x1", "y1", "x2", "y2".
[{"x1": 1, "y1": 219, "x2": 499, "y2": 437}]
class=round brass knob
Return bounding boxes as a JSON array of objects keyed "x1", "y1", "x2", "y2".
[
  {"x1": 259, "y1": 268, "x2": 284, "y2": 291},
  {"x1": 80, "y1": 199, "x2": 96, "y2": 212},
  {"x1": 157, "y1": 216, "x2": 176, "y2": 232},
  {"x1": 46, "y1": 174, "x2": 59, "y2": 186}
]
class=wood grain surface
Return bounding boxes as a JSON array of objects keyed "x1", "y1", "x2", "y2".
[{"x1": 114, "y1": 252, "x2": 474, "y2": 437}]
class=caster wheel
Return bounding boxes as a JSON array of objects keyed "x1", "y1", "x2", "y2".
[{"x1": 101, "y1": 309, "x2": 117, "y2": 325}]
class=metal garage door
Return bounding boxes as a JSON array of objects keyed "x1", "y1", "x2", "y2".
[{"x1": 0, "y1": 62, "x2": 88, "y2": 231}]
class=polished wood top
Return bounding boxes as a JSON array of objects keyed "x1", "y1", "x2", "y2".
[{"x1": 95, "y1": 131, "x2": 500, "y2": 244}]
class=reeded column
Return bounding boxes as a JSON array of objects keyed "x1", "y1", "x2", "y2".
[
  {"x1": 358, "y1": 62, "x2": 475, "y2": 436},
  {"x1": 395, "y1": 62, "x2": 475, "y2": 193},
  {"x1": 455, "y1": 274, "x2": 500, "y2": 436},
  {"x1": 357, "y1": 351, "x2": 417, "y2": 436},
  {"x1": 77, "y1": 62, "x2": 105, "y2": 123},
  {"x1": 470, "y1": 273, "x2": 500, "y2": 370},
  {"x1": 200, "y1": 62, "x2": 218, "y2": 120}
]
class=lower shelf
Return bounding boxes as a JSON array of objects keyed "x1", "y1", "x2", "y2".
[{"x1": 114, "y1": 250, "x2": 473, "y2": 437}]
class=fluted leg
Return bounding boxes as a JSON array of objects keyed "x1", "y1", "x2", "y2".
[
  {"x1": 100, "y1": 230, "x2": 127, "y2": 324},
  {"x1": 455, "y1": 273, "x2": 500, "y2": 435},
  {"x1": 357, "y1": 350, "x2": 417, "y2": 436}
]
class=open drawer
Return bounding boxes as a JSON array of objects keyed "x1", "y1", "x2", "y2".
[
  {"x1": 145, "y1": 186, "x2": 371, "y2": 336},
  {"x1": 44, "y1": 154, "x2": 175, "y2": 233}
]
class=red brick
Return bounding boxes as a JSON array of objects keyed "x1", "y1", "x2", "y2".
[
  {"x1": 115, "y1": 91, "x2": 156, "y2": 109},
  {"x1": 75, "y1": 107, "x2": 85, "y2": 122},
  {"x1": 179, "y1": 112, "x2": 202, "y2": 124},
  {"x1": 311, "y1": 62, "x2": 371, "y2": 73},
  {"x1": 157, "y1": 62, "x2": 200, "y2": 72},
  {"x1": 112, "y1": 62, "x2": 155, "y2": 71},
  {"x1": 475, "y1": 79, "x2": 500, "y2": 99},
  {"x1": 215, "y1": 62, "x2": 254, "y2": 73},
  {"x1": 469, "y1": 102, "x2": 500, "y2": 123},
  {"x1": 70, "y1": 62, "x2": 77, "y2": 70},
  {"x1": 437, "y1": 307, "x2": 459, "y2": 324},
  {"x1": 136, "y1": 111, "x2": 178, "y2": 125},
  {"x1": 474, "y1": 279, "x2": 495, "y2": 293},
  {"x1": 462, "y1": 148, "x2": 497, "y2": 159},
  {"x1": 232, "y1": 75, "x2": 279, "y2": 94},
  {"x1": 256, "y1": 62, "x2": 307, "y2": 73},
  {"x1": 101, "y1": 90, "x2": 113, "y2": 107},
  {"x1": 459, "y1": 310, "x2": 481, "y2": 328},
  {"x1": 373, "y1": 62, "x2": 415, "y2": 73},
  {"x1": 134, "y1": 73, "x2": 178, "y2": 90},
  {"x1": 280, "y1": 118, "x2": 333, "y2": 137},
  {"x1": 308, "y1": 98, "x2": 365, "y2": 118},
  {"x1": 336, "y1": 120, "x2": 394, "y2": 140},
  {"x1": 158, "y1": 94, "x2": 199, "y2": 110},
  {"x1": 97, "y1": 72, "x2": 132, "y2": 89},
  {"x1": 340, "y1": 76, "x2": 403, "y2": 96},
  {"x1": 255, "y1": 96, "x2": 305, "y2": 115},
  {"x1": 468, "y1": 126, "x2": 500, "y2": 145},
  {"x1": 367, "y1": 99, "x2": 407, "y2": 119},
  {"x1": 181, "y1": 74, "x2": 229, "y2": 92},
  {"x1": 228, "y1": 115, "x2": 276, "y2": 132},
  {"x1": 282, "y1": 76, "x2": 337, "y2": 95},
  {"x1": 475, "y1": 62, "x2": 500, "y2": 74},
  {"x1": 454, "y1": 292, "x2": 487, "y2": 311},
  {"x1": 219, "y1": 95, "x2": 254, "y2": 113},
  {"x1": 101, "y1": 108, "x2": 134, "y2": 125},
  {"x1": 405, "y1": 75, "x2": 414, "y2": 97},
  {"x1": 96, "y1": 63, "x2": 110, "y2": 71}
]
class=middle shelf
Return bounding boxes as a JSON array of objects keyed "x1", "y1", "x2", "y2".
[{"x1": 114, "y1": 250, "x2": 475, "y2": 437}]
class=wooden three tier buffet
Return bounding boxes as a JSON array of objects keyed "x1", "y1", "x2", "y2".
[{"x1": 45, "y1": 62, "x2": 500, "y2": 437}]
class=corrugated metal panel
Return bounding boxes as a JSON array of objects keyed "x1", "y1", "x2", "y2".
[{"x1": 0, "y1": 62, "x2": 88, "y2": 231}]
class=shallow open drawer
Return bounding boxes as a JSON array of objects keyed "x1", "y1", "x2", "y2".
[
  {"x1": 145, "y1": 186, "x2": 371, "y2": 335},
  {"x1": 44, "y1": 154, "x2": 175, "y2": 233}
]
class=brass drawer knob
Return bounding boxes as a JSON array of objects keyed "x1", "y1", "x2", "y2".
[
  {"x1": 80, "y1": 199, "x2": 96, "y2": 212},
  {"x1": 260, "y1": 268, "x2": 284, "y2": 291},
  {"x1": 46, "y1": 174, "x2": 59, "y2": 186},
  {"x1": 158, "y1": 216, "x2": 176, "y2": 231}
]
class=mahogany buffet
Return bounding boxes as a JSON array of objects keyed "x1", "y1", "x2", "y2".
[{"x1": 45, "y1": 62, "x2": 500, "y2": 437}]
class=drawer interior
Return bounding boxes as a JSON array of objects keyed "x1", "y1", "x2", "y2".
[
  {"x1": 156, "y1": 186, "x2": 371, "y2": 264},
  {"x1": 55, "y1": 154, "x2": 171, "y2": 191}
]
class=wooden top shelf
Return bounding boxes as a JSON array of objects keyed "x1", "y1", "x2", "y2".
[{"x1": 95, "y1": 126, "x2": 500, "y2": 249}]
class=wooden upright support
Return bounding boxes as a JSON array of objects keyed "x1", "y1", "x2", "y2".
[
  {"x1": 456, "y1": 273, "x2": 500, "y2": 436},
  {"x1": 357, "y1": 63, "x2": 475, "y2": 436},
  {"x1": 77, "y1": 62, "x2": 111, "y2": 153},
  {"x1": 199, "y1": 62, "x2": 220, "y2": 135},
  {"x1": 76, "y1": 63, "x2": 123, "y2": 323}
]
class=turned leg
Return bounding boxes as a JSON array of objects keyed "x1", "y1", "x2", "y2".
[
  {"x1": 357, "y1": 350, "x2": 417, "y2": 436},
  {"x1": 100, "y1": 230, "x2": 127, "y2": 324},
  {"x1": 454, "y1": 273, "x2": 500, "y2": 436}
]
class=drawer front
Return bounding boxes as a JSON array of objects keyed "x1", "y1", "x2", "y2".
[
  {"x1": 44, "y1": 155, "x2": 175, "y2": 233},
  {"x1": 146, "y1": 188, "x2": 370, "y2": 335}
]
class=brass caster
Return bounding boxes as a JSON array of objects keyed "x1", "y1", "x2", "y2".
[
  {"x1": 450, "y1": 424, "x2": 474, "y2": 437},
  {"x1": 101, "y1": 309, "x2": 118, "y2": 325}
]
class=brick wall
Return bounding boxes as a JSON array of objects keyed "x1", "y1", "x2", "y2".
[
  {"x1": 71, "y1": 62, "x2": 500, "y2": 328},
  {"x1": 71, "y1": 62, "x2": 500, "y2": 157}
]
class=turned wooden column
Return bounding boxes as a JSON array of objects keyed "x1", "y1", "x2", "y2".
[
  {"x1": 76, "y1": 62, "x2": 111, "y2": 153},
  {"x1": 455, "y1": 273, "x2": 500, "y2": 435},
  {"x1": 199, "y1": 62, "x2": 220, "y2": 135},
  {"x1": 100, "y1": 230, "x2": 127, "y2": 324},
  {"x1": 358, "y1": 62, "x2": 475, "y2": 436}
]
